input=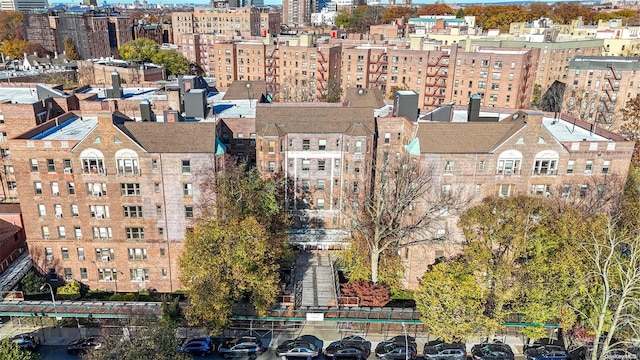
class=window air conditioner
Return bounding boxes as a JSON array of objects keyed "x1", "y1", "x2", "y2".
[
  {"x1": 104, "y1": 276, "x2": 111, "y2": 282},
  {"x1": 96, "y1": 214, "x2": 104, "y2": 219},
  {"x1": 55, "y1": 214, "x2": 62, "y2": 218},
  {"x1": 64, "y1": 168, "x2": 72, "y2": 174},
  {"x1": 45, "y1": 255, "x2": 53, "y2": 261},
  {"x1": 101, "y1": 255, "x2": 109, "y2": 262},
  {"x1": 504, "y1": 169, "x2": 513, "y2": 176},
  {"x1": 52, "y1": 192, "x2": 59, "y2": 196}
]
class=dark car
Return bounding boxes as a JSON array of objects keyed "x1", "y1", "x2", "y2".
[
  {"x1": 277, "y1": 335, "x2": 324, "y2": 359},
  {"x1": 471, "y1": 342, "x2": 515, "y2": 360},
  {"x1": 424, "y1": 340, "x2": 466, "y2": 360},
  {"x1": 325, "y1": 336, "x2": 372, "y2": 359},
  {"x1": 179, "y1": 337, "x2": 214, "y2": 357},
  {"x1": 375, "y1": 339, "x2": 418, "y2": 360},
  {"x1": 11, "y1": 333, "x2": 41, "y2": 351},
  {"x1": 67, "y1": 337, "x2": 102, "y2": 355},
  {"x1": 524, "y1": 345, "x2": 570, "y2": 360},
  {"x1": 218, "y1": 337, "x2": 264, "y2": 358},
  {"x1": 333, "y1": 346, "x2": 370, "y2": 360}
]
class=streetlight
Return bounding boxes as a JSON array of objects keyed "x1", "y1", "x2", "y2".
[
  {"x1": 40, "y1": 283, "x2": 63, "y2": 344},
  {"x1": 401, "y1": 321, "x2": 409, "y2": 360},
  {"x1": 246, "y1": 83, "x2": 252, "y2": 107}
]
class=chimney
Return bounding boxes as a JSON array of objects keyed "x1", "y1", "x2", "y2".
[
  {"x1": 33, "y1": 52, "x2": 38, "y2": 56},
  {"x1": 23, "y1": 52, "x2": 28, "y2": 60},
  {"x1": 467, "y1": 94, "x2": 481, "y2": 122},
  {"x1": 393, "y1": 90, "x2": 419, "y2": 122},
  {"x1": 54, "y1": 51, "x2": 58, "y2": 58},
  {"x1": 140, "y1": 100, "x2": 154, "y2": 121}
]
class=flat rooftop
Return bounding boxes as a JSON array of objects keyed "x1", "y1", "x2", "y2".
[
  {"x1": 204, "y1": 91, "x2": 256, "y2": 120},
  {"x1": 79, "y1": 87, "x2": 168, "y2": 102},
  {"x1": 0, "y1": 87, "x2": 39, "y2": 104},
  {"x1": 31, "y1": 116, "x2": 98, "y2": 141}
]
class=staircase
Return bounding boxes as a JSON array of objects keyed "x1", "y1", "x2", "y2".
[{"x1": 299, "y1": 253, "x2": 337, "y2": 307}]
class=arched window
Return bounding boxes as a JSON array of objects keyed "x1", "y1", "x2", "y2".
[
  {"x1": 80, "y1": 148, "x2": 105, "y2": 174},
  {"x1": 533, "y1": 150, "x2": 559, "y2": 175},
  {"x1": 497, "y1": 149, "x2": 523, "y2": 175},
  {"x1": 115, "y1": 149, "x2": 139, "y2": 176}
]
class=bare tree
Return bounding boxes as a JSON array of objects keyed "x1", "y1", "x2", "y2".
[
  {"x1": 343, "y1": 154, "x2": 467, "y2": 283},
  {"x1": 548, "y1": 173, "x2": 626, "y2": 216},
  {"x1": 279, "y1": 74, "x2": 317, "y2": 103},
  {"x1": 574, "y1": 220, "x2": 640, "y2": 360},
  {"x1": 621, "y1": 97, "x2": 640, "y2": 141}
]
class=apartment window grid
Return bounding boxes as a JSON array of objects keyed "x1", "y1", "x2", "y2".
[
  {"x1": 92, "y1": 227, "x2": 112, "y2": 240},
  {"x1": 61, "y1": 247, "x2": 69, "y2": 260},
  {"x1": 123, "y1": 205, "x2": 143, "y2": 218},
  {"x1": 34, "y1": 182, "x2": 42, "y2": 195},
  {"x1": 125, "y1": 228, "x2": 145, "y2": 241},
  {"x1": 47, "y1": 159, "x2": 55, "y2": 172},
  {"x1": 67, "y1": 182, "x2": 75, "y2": 195},
  {"x1": 128, "y1": 248, "x2": 147, "y2": 260},
  {"x1": 98, "y1": 269, "x2": 117, "y2": 281},
  {"x1": 185, "y1": 206, "x2": 194, "y2": 218},
  {"x1": 182, "y1": 160, "x2": 191, "y2": 173},
  {"x1": 96, "y1": 248, "x2": 115, "y2": 262},
  {"x1": 121, "y1": 183, "x2": 141, "y2": 196},
  {"x1": 30, "y1": 159, "x2": 38, "y2": 172},
  {"x1": 183, "y1": 183, "x2": 193, "y2": 196},
  {"x1": 130, "y1": 269, "x2": 149, "y2": 281},
  {"x1": 77, "y1": 248, "x2": 85, "y2": 261}
]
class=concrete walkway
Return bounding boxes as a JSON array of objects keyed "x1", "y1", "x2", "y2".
[{"x1": 299, "y1": 253, "x2": 337, "y2": 307}]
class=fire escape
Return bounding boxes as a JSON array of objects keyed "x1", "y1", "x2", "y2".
[
  {"x1": 519, "y1": 62, "x2": 532, "y2": 109},
  {"x1": 369, "y1": 50, "x2": 388, "y2": 91},
  {"x1": 316, "y1": 49, "x2": 329, "y2": 99},
  {"x1": 266, "y1": 47, "x2": 279, "y2": 97},
  {"x1": 423, "y1": 54, "x2": 449, "y2": 109},
  {"x1": 599, "y1": 62, "x2": 621, "y2": 124}
]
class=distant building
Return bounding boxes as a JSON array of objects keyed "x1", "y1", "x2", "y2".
[
  {"x1": 283, "y1": 0, "x2": 317, "y2": 27},
  {"x1": 0, "y1": 0, "x2": 47, "y2": 11},
  {"x1": 77, "y1": 59, "x2": 166, "y2": 86}
]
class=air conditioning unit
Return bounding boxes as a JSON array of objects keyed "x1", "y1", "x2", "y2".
[
  {"x1": 548, "y1": 169, "x2": 555, "y2": 175},
  {"x1": 101, "y1": 255, "x2": 110, "y2": 262},
  {"x1": 44, "y1": 235, "x2": 50, "y2": 239},
  {"x1": 100, "y1": 236, "x2": 107, "y2": 240},
  {"x1": 64, "y1": 167, "x2": 72, "y2": 174},
  {"x1": 93, "y1": 192, "x2": 101, "y2": 197},
  {"x1": 96, "y1": 214, "x2": 104, "y2": 219},
  {"x1": 52, "y1": 192, "x2": 59, "y2": 196},
  {"x1": 55, "y1": 214, "x2": 62, "y2": 218},
  {"x1": 504, "y1": 169, "x2": 513, "y2": 176},
  {"x1": 585, "y1": 170, "x2": 593, "y2": 175},
  {"x1": 104, "y1": 276, "x2": 111, "y2": 282},
  {"x1": 65, "y1": 276, "x2": 73, "y2": 281},
  {"x1": 45, "y1": 255, "x2": 53, "y2": 261},
  {"x1": 76, "y1": 236, "x2": 82, "y2": 240},
  {"x1": 562, "y1": 192, "x2": 570, "y2": 198}
]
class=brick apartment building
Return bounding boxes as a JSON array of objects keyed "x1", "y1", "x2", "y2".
[
  {"x1": 172, "y1": 8, "x2": 263, "y2": 38},
  {"x1": 9, "y1": 111, "x2": 222, "y2": 292}
]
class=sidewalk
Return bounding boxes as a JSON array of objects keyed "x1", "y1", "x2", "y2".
[{"x1": 0, "y1": 318, "x2": 99, "y2": 346}]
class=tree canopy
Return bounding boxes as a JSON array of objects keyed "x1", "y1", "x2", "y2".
[
  {"x1": 63, "y1": 37, "x2": 79, "y2": 61},
  {"x1": 0, "y1": 11, "x2": 24, "y2": 42},
  {"x1": 179, "y1": 159, "x2": 291, "y2": 332},
  {"x1": 0, "y1": 339, "x2": 37, "y2": 360},
  {"x1": 119, "y1": 38, "x2": 190, "y2": 76}
]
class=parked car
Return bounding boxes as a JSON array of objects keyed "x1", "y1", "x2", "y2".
[
  {"x1": 67, "y1": 337, "x2": 102, "y2": 355},
  {"x1": 375, "y1": 339, "x2": 418, "y2": 360},
  {"x1": 332, "y1": 346, "x2": 370, "y2": 360},
  {"x1": 277, "y1": 335, "x2": 324, "y2": 359},
  {"x1": 604, "y1": 349, "x2": 638, "y2": 360},
  {"x1": 179, "y1": 337, "x2": 214, "y2": 357},
  {"x1": 423, "y1": 340, "x2": 466, "y2": 360},
  {"x1": 325, "y1": 336, "x2": 372, "y2": 359},
  {"x1": 524, "y1": 345, "x2": 570, "y2": 360},
  {"x1": 471, "y1": 342, "x2": 515, "y2": 360},
  {"x1": 11, "y1": 333, "x2": 41, "y2": 351},
  {"x1": 218, "y1": 337, "x2": 263, "y2": 358}
]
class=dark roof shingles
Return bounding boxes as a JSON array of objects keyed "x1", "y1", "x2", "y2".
[
  {"x1": 119, "y1": 122, "x2": 217, "y2": 153},
  {"x1": 255, "y1": 105, "x2": 374, "y2": 135}
]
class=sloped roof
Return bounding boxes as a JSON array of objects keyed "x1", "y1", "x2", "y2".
[
  {"x1": 222, "y1": 81, "x2": 268, "y2": 100},
  {"x1": 344, "y1": 88, "x2": 386, "y2": 109},
  {"x1": 256, "y1": 105, "x2": 374, "y2": 135},
  {"x1": 0, "y1": 219, "x2": 21, "y2": 240},
  {"x1": 415, "y1": 116, "x2": 526, "y2": 154},
  {"x1": 118, "y1": 122, "x2": 217, "y2": 153}
]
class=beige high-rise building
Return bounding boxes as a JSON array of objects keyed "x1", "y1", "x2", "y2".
[{"x1": 283, "y1": 0, "x2": 315, "y2": 28}]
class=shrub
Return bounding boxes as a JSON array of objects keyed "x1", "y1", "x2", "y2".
[
  {"x1": 123, "y1": 293, "x2": 137, "y2": 301},
  {"x1": 341, "y1": 280, "x2": 390, "y2": 307},
  {"x1": 109, "y1": 293, "x2": 124, "y2": 301},
  {"x1": 57, "y1": 280, "x2": 81, "y2": 300}
]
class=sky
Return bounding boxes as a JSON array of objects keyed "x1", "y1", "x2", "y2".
[{"x1": 56, "y1": 0, "x2": 530, "y2": 6}]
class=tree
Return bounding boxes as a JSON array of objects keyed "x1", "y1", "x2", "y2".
[
  {"x1": 179, "y1": 159, "x2": 290, "y2": 332},
  {"x1": 320, "y1": 76, "x2": 342, "y2": 103},
  {"x1": 415, "y1": 260, "x2": 488, "y2": 342},
  {"x1": 161, "y1": 294, "x2": 182, "y2": 325},
  {"x1": 382, "y1": 6, "x2": 414, "y2": 24},
  {"x1": 63, "y1": 37, "x2": 79, "y2": 61},
  {"x1": 1, "y1": 39, "x2": 26, "y2": 59},
  {"x1": 344, "y1": 154, "x2": 466, "y2": 284},
  {"x1": 23, "y1": 42, "x2": 45, "y2": 57},
  {"x1": 571, "y1": 221, "x2": 640, "y2": 360},
  {"x1": 83, "y1": 322, "x2": 190, "y2": 360},
  {"x1": 340, "y1": 280, "x2": 390, "y2": 306},
  {"x1": 621, "y1": 97, "x2": 640, "y2": 141},
  {"x1": 151, "y1": 50, "x2": 189, "y2": 76},
  {"x1": 551, "y1": 3, "x2": 595, "y2": 24},
  {"x1": 119, "y1": 38, "x2": 159, "y2": 62},
  {"x1": 0, "y1": 11, "x2": 24, "y2": 41},
  {"x1": 57, "y1": 280, "x2": 81, "y2": 300},
  {"x1": 416, "y1": 4, "x2": 454, "y2": 16},
  {"x1": 19, "y1": 270, "x2": 45, "y2": 296},
  {"x1": 335, "y1": 12, "x2": 353, "y2": 28},
  {"x1": 527, "y1": 3, "x2": 551, "y2": 21},
  {"x1": 455, "y1": 8, "x2": 465, "y2": 19},
  {"x1": 0, "y1": 339, "x2": 37, "y2": 360}
]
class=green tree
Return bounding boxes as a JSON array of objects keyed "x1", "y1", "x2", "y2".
[
  {"x1": 63, "y1": 37, "x2": 79, "y2": 61},
  {"x1": 83, "y1": 322, "x2": 189, "y2": 360},
  {"x1": 161, "y1": 294, "x2": 182, "y2": 325},
  {"x1": 335, "y1": 12, "x2": 353, "y2": 28},
  {"x1": 415, "y1": 260, "x2": 488, "y2": 342},
  {"x1": 151, "y1": 50, "x2": 190, "y2": 76},
  {"x1": 455, "y1": 8, "x2": 465, "y2": 18},
  {"x1": 56, "y1": 280, "x2": 81, "y2": 300},
  {"x1": 20, "y1": 270, "x2": 45, "y2": 296},
  {"x1": 1, "y1": 39, "x2": 26, "y2": 59},
  {"x1": 619, "y1": 166, "x2": 640, "y2": 235},
  {"x1": 179, "y1": 159, "x2": 290, "y2": 332},
  {"x1": 119, "y1": 38, "x2": 159, "y2": 62},
  {"x1": 0, "y1": 339, "x2": 37, "y2": 360}
]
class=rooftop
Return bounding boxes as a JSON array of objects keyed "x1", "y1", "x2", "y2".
[
  {"x1": 0, "y1": 87, "x2": 39, "y2": 104},
  {"x1": 78, "y1": 87, "x2": 168, "y2": 102},
  {"x1": 31, "y1": 116, "x2": 98, "y2": 141}
]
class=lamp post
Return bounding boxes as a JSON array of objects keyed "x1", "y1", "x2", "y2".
[
  {"x1": 40, "y1": 283, "x2": 63, "y2": 344},
  {"x1": 401, "y1": 321, "x2": 409, "y2": 360},
  {"x1": 246, "y1": 82, "x2": 252, "y2": 107}
]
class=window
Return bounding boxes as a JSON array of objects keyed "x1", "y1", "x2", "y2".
[
  {"x1": 444, "y1": 161, "x2": 454, "y2": 173},
  {"x1": 353, "y1": 181, "x2": 359, "y2": 193},
  {"x1": 96, "y1": 248, "x2": 115, "y2": 261},
  {"x1": 268, "y1": 141, "x2": 276, "y2": 154},
  {"x1": 98, "y1": 268, "x2": 117, "y2": 281},
  {"x1": 92, "y1": 227, "x2": 112, "y2": 240},
  {"x1": 30, "y1": 159, "x2": 38, "y2": 172},
  {"x1": 42, "y1": 226, "x2": 50, "y2": 239},
  {"x1": 268, "y1": 161, "x2": 275, "y2": 173},
  {"x1": 130, "y1": 268, "x2": 149, "y2": 281},
  {"x1": 152, "y1": 159, "x2": 158, "y2": 170},
  {"x1": 38, "y1": 204, "x2": 46, "y2": 217},
  {"x1": 61, "y1": 247, "x2": 69, "y2": 260},
  {"x1": 181, "y1": 160, "x2": 191, "y2": 173},
  {"x1": 156, "y1": 205, "x2": 162, "y2": 215},
  {"x1": 80, "y1": 268, "x2": 88, "y2": 280},
  {"x1": 74, "y1": 226, "x2": 82, "y2": 239},
  {"x1": 302, "y1": 140, "x2": 310, "y2": 150},
  {"x1": 58, "y1": 226, "x2": 66, "y2": 239},
  {"x1": 317, "y1": 198, "x2": 325, "y2": 210},
  {"x1": 384, "y1": 133, "x2": 391, "y2": 144},
  {"x1": 162, "y1": 268, "x2": 168, "y2": 278},
  {"x1": 317, "y1": 180, "x2": 325, "y2": 191},
  {"x1": 436, "y1": 229, "x2": 447, "y2": 240},
  {"x1": 80, "y1": 149, "x2": 105, "y2": 174},
  {"x1": 185, "y1": 206, "x2": 194, "y2": 218},
  {"x1": 67, "y1": 182, "x2": 75, "y2": 195},
  {"x1": 51, "y1": 182, "x2": 59, "y2": 196},
  {"x1": 87, "y1": 183, "x2": 107, "y2": 197},
  {"x1": 4, "y1": 165, "x2": 13, "y2": 175},
  {"x1": 580, "y1": 184, "x2": 589, "y2": 198},
  {"x1": 126, "y1": 228, "x2": 145, "y2": 241},
  {"x1": 34, "y1": 182, "x2": 42, "y2": 195},
  {"x1": 44, "y1": 247, "x2": 53, "y2": 261},
  {"x1": 47, "y1": 159, "x2": 55, "y2": 172},
  {"x1": 123, "y1": 205, "x2": 142, "y2": 218},
  {"x1": 160, "y1": 248, "x2": 166, "y2": 257},
  {"x1": 54, "y1": 204, "x2": 62, "y2": 218},
  {"x1": 318, "y1": 160, "x2": 326, "y2": 171},
  {"x1": 154, "y1": 183, "x2": 160, "y2": 192},
  {"x1": 585, "y1": 160, "x2": 594, "y2": 174},
  {"x1": 128, "y1": 248, "x2": 147, "y2": 260},
  {"x1": 302, "y1": 160, "x2": 310, "y2": 171},
  {"x1": 442, "y1": 184, "x2": 451, "y2": 196},
  {"x1": 71, "y1": 204, "x2": 79, "y2": 217},
  {"x1": 158, "y1": 228, "x2": 164, "y2": 236},
  {"x1": 319, "y1": 139, "x2": 326, "y2": 150},
  {"x1": 183, "y1": 183, "x2": 193, "y2": 196},
  {"x1": 90, "y1": 205, "x2": 110, "y2": 219},
  {"x1": 63, "y1": 159, "x2": 71, "y2": 171},
  {"x1": 602, "y1": 160, "x2": 610, "y2": 174},
  {"x1": 77, "y1": 248, "x2": 85, "y2": 261},
  {"x1": 6, "y1": 181, "x2": 16, "y2": 191},
  {"x1": 355, "y1": 141, "x2": 363, "y2": 154},
  {"x1": 567, "y1": 160, "x2": 575, "y2": 174},
  {"x1": 121, "y1": 183, "x2": 141, "y2": 196},
  {"x1": 533, "y1": 159, "x2": 557, "y2": 175},
  {"x1": 530, "y1": 184, "x2": 551, "y2": 197},
  {"x1": 116, "y1": 149, "x2": 139, "y2": 175},
  {"x1": 64, "y1": 268, "x2": 72, "y2": 280},
  {"x1": 495, "y1": 184, "x2": 515, "y2": 197}
]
